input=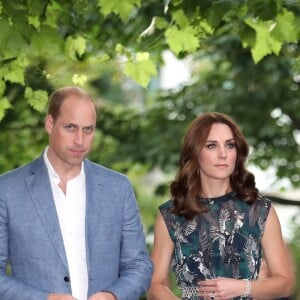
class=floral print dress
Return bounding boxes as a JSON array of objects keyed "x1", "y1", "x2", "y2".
[{"x1": 159, "y1": 192, "x2": 271, "y2": 300}]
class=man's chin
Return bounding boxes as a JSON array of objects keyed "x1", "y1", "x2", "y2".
[{"x1": 69, "y1": 156, "x2": 85, "y2": 165}]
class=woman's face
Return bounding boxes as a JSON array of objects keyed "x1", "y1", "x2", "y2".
[{"x1": 198, "y1": 123, "x2": 237, "y2": 183}]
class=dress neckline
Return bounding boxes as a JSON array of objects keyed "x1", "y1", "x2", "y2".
[{"x1": 199, "y1": 191, "x2": 236, "y2": 204}]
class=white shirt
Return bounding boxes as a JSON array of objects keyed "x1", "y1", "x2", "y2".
[{"x1": 44, "y1": 148, "x2": 88, "y2": 300}]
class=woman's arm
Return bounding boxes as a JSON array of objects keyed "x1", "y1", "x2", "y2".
[
  {"x1": 250, "y1": 205, "x2": 295, "y2": 298},
  {"x1": 147, "y1": 212, "x2": 179, "y2": 300},
  {"x1": 198, "y1": 205, "x2": 295, "y2": 299}
]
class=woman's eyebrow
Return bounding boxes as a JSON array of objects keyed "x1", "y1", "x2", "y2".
[{"x1": 206, "y1": 138, "x2": 235, "y2": 143}]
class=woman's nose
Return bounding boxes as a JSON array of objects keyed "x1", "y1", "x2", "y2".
[{"x1": 218, "y1": 146, "x2": 227, "y2": 158}]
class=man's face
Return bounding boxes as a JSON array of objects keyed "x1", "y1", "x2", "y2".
[{"x1": 45, "y1": 96, "x2": 97, "y2": 170}]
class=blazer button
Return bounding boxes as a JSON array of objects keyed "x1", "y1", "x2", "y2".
[{"x1": 64, "y1": 276, "x2": 70, "y2": 282}]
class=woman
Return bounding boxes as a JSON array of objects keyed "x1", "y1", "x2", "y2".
[{"x1": 148, "y1": 112, "x2": 294, "y2": 300}]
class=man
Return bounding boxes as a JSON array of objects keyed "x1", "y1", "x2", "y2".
[{"x1": 0, "y1": 86, "x2": 153, "y2": 300}]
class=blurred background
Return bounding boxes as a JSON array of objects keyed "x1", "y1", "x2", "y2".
[{"x1": 0, "y1": 1, "x2": 299, "y2": 298}]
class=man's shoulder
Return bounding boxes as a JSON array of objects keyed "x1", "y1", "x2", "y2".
[
  {"x1": 0, "y1": 156, "x2": 43, "y2": 182},
  {"x1": 84, "y1": 159, "x2": 129, "y2": 182}
]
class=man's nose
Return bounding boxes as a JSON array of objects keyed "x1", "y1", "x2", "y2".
[{"x1": 74, "y1": 130, "x2": 84, "y2": 145}]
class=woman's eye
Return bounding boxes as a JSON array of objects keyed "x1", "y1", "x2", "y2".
[
  {"x1": 206, "y1": 143, "x2": 216, "y2": 149},
  {"x1": 226, "y1": 142, "x2": 236, "y2": 149}
]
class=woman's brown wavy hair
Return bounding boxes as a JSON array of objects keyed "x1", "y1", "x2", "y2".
[{"x1": 170, "y1": 112, "x2": 258, "y2": 218}]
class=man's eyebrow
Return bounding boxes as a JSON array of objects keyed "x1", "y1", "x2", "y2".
[{"x1": 64, "y1": 123, "x2": 95, "y2": 128}]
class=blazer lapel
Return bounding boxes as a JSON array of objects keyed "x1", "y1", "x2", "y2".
[
  {"x1": 84, "y1": 161, "x2": 103, "y2": 272},
  {"x1": 25, "y1": 156, "x2": 69, "y2": 270}
]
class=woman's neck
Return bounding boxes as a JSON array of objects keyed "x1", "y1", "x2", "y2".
[{"x1": 200, "y1": 180, "x2": 232, "y2": 198}]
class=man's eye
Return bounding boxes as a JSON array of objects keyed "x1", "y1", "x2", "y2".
[
  {"x1": 65, "y1": 125, "x2": 75, "y2": 131},
  {"x1": 84, "y1": 127, "x2": 94, "y2": 133}
]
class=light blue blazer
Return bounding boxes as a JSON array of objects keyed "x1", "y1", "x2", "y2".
[{"x1": 0, "y1": 155, "x2": 153, "y2": 300}]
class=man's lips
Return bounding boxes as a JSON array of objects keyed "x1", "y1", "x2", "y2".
[{"x1": 70, "y1": 149, "x2": 85, "y2": 155}]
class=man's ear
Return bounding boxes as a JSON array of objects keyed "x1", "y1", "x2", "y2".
[{"x1": 45, "y1": 115, "x2": 54, "y2": 134}]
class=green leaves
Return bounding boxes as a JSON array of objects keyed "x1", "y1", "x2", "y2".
[
  {"x1": 165, "y1": 9, "x2": 199, "y2": 55},
  {"x1": 124, "y1": 52, "x2": 157, "y2": 88},
  {"x1": 25, "y1": 87, "x2": 48, "y2": 112},
  {"x1": 65, "y1": 35, "x2": 87, "y2": 60},
  {"x1": 0, "y1": 97, "x2": 11, "y2": 121},
  {"x1": 165, "y1": 26, "x2": 199, "y2": 56},
  {"x1": 115, "y1": 44, "x2": 157, "y2": 87},
  {"x1": 164, "y1": 9, "x2": 212, "y2": 56},
  {"x1": 245, "y1": 9, "x2": 298, "y2": 63},
  {"x1": 1, "y1": 55, "x2": 29, "y2": 84},
  {"x1": 98, "y1": 0, "x2": 141, "y2": 21},
  {"x1": 272, "y1": 9, "x2": 298, "y2": 43},
  {"x1": 27, "y1": 15, "x2": 40, "y2": 29},
  {"x1": 0, "y1": 19, "x2": 28, "y2": 60},
  {"x1": 0, "y1": 0, "x2": 299, "y2": 115},
  {"x1": 245, "y1": 19, "x2": 282, "y2": 63}
]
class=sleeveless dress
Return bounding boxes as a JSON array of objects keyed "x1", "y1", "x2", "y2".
[{"x1": 159, "y1": 192, "x2": 271, "y2": 300}]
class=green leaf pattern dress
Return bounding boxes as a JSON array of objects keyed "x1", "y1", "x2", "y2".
[{"x1": 159, "y1": 192, "x2": 271, "y2": 300}]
